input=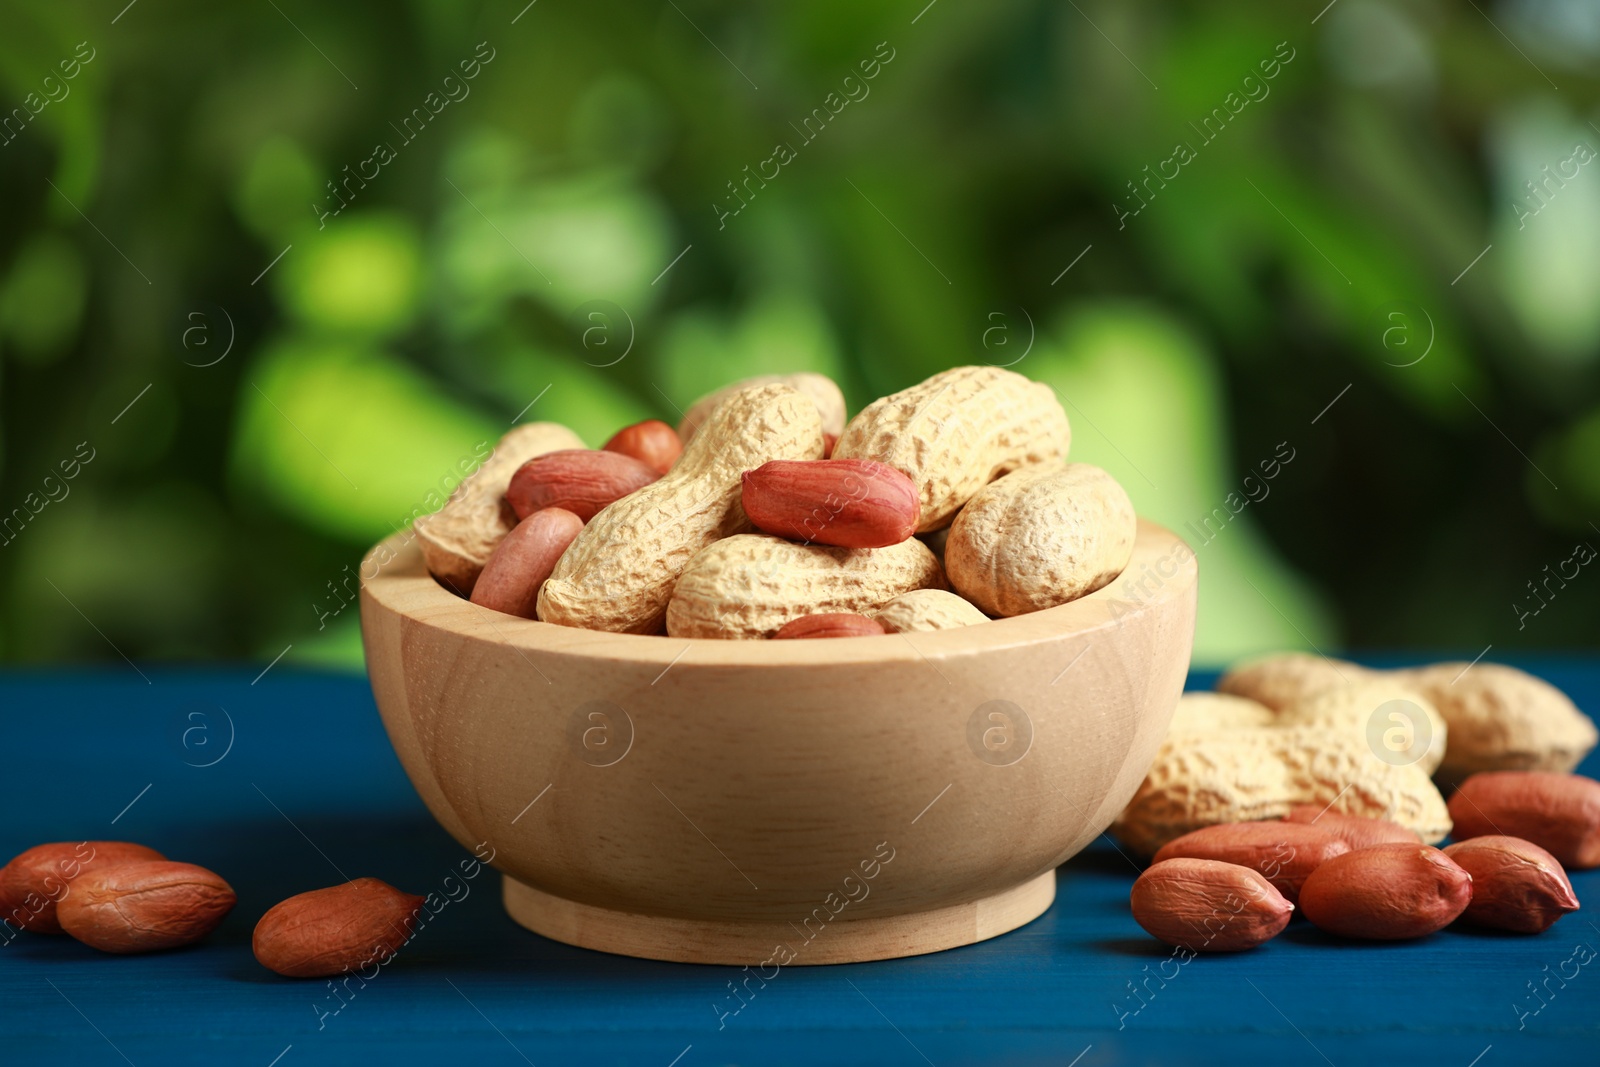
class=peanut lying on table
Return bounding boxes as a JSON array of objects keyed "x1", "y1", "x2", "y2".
[
  {"x1": 1112, "y1": 726, "x2": 1451, "y2": 856},
  {"x1": 1121, "y1": 653, "x2": 1595, "y2": 952}
]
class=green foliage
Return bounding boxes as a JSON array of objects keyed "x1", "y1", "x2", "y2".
[{"x1": 1, "y1": 0, "x2": 1597, "y2": 668}]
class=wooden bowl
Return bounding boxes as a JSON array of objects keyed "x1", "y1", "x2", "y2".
[{"x1": 359, "y1": 519, "x2": 1196, "y2": 965}]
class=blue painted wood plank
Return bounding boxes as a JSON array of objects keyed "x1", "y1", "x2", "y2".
[{"x1": 0, "y1": 664, "x2": 1596, "y2": 1066}]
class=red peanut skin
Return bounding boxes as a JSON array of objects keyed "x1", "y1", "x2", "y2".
[
  {"x1": 1129, "y1": 858, "x2": 1293, "y2": 952},
  {"x1": 0, "y1": 841, "x2": 165, "y2": 934},
  {"x1": 604, "y1": 420, "x2": 683, "y2": 475},
  {"x1": 1282, "y1": 806, "x2": 1422, "y2": 851},
  {"x1": 1298, "y1": 844, "x2": 1473, "y2": 940},
  {"x1": 1448, "y1": 771, "x2": 1600, "y2": 869},
  {"x1": 254, "y1": 877, "x2": 425, "y2": 978},
  {"x1": 1444, "y1": 835, "x2": 1579, "y2": 933},
  {"x1": 1153, "y1": 822, "x2": 1350, "y2": 904},
  {"x1": 506, "y1": 450, "x2": 661, "y2": 522},
  {"x1": 471, "y1": 508, "x2": 584, "y2": 619},
  {"x1": 57, "y1": 861, "x2": 235, "y2": 953},
  {"x1": 773, "y1": 613, "x2": 886, "y2": 639},
  {"x1": 741, "y1": 459, "x2": 918, "y2": 548}
]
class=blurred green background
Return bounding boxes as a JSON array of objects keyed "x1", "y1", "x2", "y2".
[{"x1": 1, "y1": 0, "x2": 1597, "y2": 670}]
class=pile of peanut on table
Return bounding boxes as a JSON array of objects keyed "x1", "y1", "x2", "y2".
[
  {"x1": 412, "y1": 366, "x2": 1137, "y2": 637},
  {"x1": 1116, "y1": 652, "x2": 1600, "y2": 950}
]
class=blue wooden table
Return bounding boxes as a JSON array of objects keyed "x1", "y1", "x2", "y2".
[{"x1": 2, "y1": 663, "x2": 1596, "y2": 1066}]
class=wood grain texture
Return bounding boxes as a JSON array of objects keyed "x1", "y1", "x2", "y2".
[{"x1": 359, "y1": 519, "x2": 1197, "y2": 963}]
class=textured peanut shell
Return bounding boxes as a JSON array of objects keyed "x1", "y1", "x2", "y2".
[
  {"x1": 539, "y1": 385, "x2": 824, "y2": 633},
  {"x1": 833, "y1": 365, "x2": 1070, "y2": 532},
  {"x1": 678, "y1": 372, "x2": 846, "y2": 443},
  {"x1": 415, "y1": 422, "x2": 585, "y2": 595},
  {"x1": 1111, "y1": 727, "x2": 1452, "y2": 857},
  {"x1": 1166, "y1": 692, "x2": 1276, "y2": 735},
  {"x1": 946, "y1": 464, "x2": 1134, "y2": 617},
  {"x1": 1444, "y1": 835, "x2": 1579, "y2": 933},
  {"x1": 1215, "y1": 652, "x2": 1372, "y2": 712},
  {"x1": 666, "y1": 534, "x2": 947, "y2": 640},
  {"x1": 1297, "y1": 844, "x2": 1472, "y2": 940},
  {"x1": 1152, "y1": 821, "x2": 1349, "y2": 903},
  {"x1": 1130, "y1": 858, "x2": 1293, "y2": 952},
  {"x1": 1447, "y1": 771, "x2": 1600, "y2": 869},
  {"x1": 57, "y1": 861, "x2": 236, "y2": 954},
  {"x1": 0, "y1": 841, "x2": 165, "y2": 934},
  {"x1": 1392, "y1": 662, "x2": 1598, "y2": 783},
  {"x1": 872, "y1": 589, "x2": 990, "y2": 633},
  {"x1": 1275, "y1": 680, "x2": 1447, "y2": 775},
  {"x1": 253, "y1": 877, "x2": 425, "y2": 978}
]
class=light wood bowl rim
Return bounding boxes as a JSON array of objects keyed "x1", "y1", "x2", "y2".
[{"x1": 360, "y1": 518, "x2": 1194, "y2": 666}]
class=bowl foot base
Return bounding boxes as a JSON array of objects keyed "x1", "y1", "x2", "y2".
[{"x1": 503, "y1": 869, "x2": 1056, "y2": 965}]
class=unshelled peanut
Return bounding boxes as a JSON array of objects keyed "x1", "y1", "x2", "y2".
[
  {"x1": 1274, "y1": 680, "x2": 1446, "y2": 775},
  {"x1": 538, "y1": 384, "x2": 824, "y2": 633},
  {"x1": 1165, "y1": 692, "x2": 1275, "y2": 734},
  {"x1": 678, "y1": 372, "x2": 846, "y2": 444},
  {"x1": 946, "y1": 463, "x2": 1135, "y2": 617},
  {"x1": 1393, "y1": 662, "x2": 1597, "y2": 783},
  {"x1": 1112, "y1": 727, "x2": 1451, "y2": 856},
  {"x1": 1215, "y1": 652, "x2": 1370, "y2": 712},
  {"x1": 832, "y1": 366, "x2": 1070, "y2": 532},
  {"x1": 871, "y1": 589, "x2": 989, "y2": 633},
  {"x1": 665, "y1": 533, "x2": 946, "y2": 640}
]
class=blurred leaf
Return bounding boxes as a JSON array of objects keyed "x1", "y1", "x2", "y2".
[
  {"x1": 655, "y1": 293, "x2": 846, "y2": 410},
  {"x1": 1028, "y1": 302, "x2": 1336, "y2": 666},
  {"x1": 276, "y1": 214, "x2": 422, "y2": 337},
  {"x1": 230, "y1": 338, "x2": 498, "y2": 544},
  {"x1": 0, "y1": 233, "x2": 85, "y2": 362}
]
